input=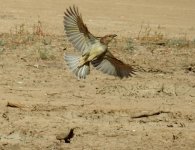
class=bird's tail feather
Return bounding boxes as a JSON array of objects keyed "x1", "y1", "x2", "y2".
[{"x1": 64, "y1": 54, "x2": 90, "y2": 79}]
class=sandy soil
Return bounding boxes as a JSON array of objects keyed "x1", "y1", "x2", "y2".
[{"x1": 0, "y1": 0, "x2": 195, "y2": 150}]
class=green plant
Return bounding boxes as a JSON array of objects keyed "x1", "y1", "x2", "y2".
[
  {"x1": 123, "y1": 38, "x2": 135, "y2": 52},
  {"x1": 0, "y1": 40, "x2": 5, "y2": 46},
  {"x1": 38, "y1": 47, "x2": 55, "y2": 60},
  {"x1": 166, "y1": 37, "x2": 190, "y2": 48}
]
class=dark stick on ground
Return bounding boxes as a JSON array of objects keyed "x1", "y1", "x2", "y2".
[{"x1": 131, "y1": 110, "x2": 171, "y2": 119}]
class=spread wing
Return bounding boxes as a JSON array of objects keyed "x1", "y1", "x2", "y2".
[
  {"x1": 91, "y1": 51, "x2": 135, "y2": 78},
  {"x1": 64, "y1": 6, "x2": 97, "y2": 54}
]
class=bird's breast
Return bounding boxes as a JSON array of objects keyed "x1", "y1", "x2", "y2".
[
  {"x1": 86, "y1": 42, "x2": 107, "y2": 61},
  {"x1": 91, "y1": 43, "x2": 107, "y2": 55}
]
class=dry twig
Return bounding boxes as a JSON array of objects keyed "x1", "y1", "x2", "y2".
[
  {"x1": 131, "y1": 110, "x2": 171, "y2": 119},
  {"x1": 7, "y1": 102, "x2": 25, "y2": 108}
]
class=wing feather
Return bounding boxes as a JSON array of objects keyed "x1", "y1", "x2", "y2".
[
  {"x1": 64, "y1": 6, "x2": 97, "y2": 54},
  {"x1": 91, "y1": 51, "x2": 135, "y2": 78}
]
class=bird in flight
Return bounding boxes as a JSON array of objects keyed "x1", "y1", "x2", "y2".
[{"x1": 64, "y1": 6, "x2": 135, "y2": 79}]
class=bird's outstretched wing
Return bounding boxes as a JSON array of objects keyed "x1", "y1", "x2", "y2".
[
  {"x1": 91, "y1": 51, "x2": 135, "y2": 78},
  {"x1": 64, "y1": 6, "x2": 97, "y2": 54}
]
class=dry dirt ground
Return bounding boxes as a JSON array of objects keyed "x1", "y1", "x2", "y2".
[{"x1": 0, "y1": 0, "x2": 195, "y2": 150}]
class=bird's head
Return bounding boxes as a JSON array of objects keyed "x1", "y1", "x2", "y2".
[{"x1": 100, "y1": 34, "x2": 117, "y2": 45}]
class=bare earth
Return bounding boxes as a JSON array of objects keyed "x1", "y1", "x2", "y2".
[{"x1": 0, "y1": 0, "x2": 195, "y2": 150}]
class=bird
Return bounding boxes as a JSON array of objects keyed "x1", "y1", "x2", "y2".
[{"x1": 64, "y1": 5, "x2": 135, "y2": 79}]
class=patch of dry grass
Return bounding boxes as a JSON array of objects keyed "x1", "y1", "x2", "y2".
[
  {"x1": 122, "y1": 37, "x2": 136, "y2": 53},
  {"x1": 136, "y1": 24, "x2": 195, "y2": 49},
  {"x1": 1, "y1": 22, "x2": 194, "y2": 63},
  {"x1": 0, "y1": 20, "x2": 51, "y2": 48},
  {"x1": 0, "y1": 20, "x2": 59, "y2": 60},
  {"x1": 137, "y1": 24, "x2": 165, "y2": 44}
]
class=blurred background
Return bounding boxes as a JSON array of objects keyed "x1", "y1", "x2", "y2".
[{"x1": 0, "y1": 0, "x2": 195, "y2": 38}]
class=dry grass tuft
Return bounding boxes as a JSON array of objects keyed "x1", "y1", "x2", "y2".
[
  {"x1": 0, "y1": 20, "x2": 60, "y2": 60},
  {"x1": 0, "y1": 20, "x2": 50, "y2": 49},
  {"x1": 137, "y1": 24, "x2": 165, "y2": 44},
  {"x1": 135, "y1": 24, "x2": 195, "y2": 49}
]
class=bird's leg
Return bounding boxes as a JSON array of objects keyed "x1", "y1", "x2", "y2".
[
  {"x1": 87, "y1": 51, "x2": 101, "y2": 62},
  {"x1": 78, "y1": 53, "x2": 89, "y2": 68},
  {"x1": 78, "y1": 50, "x2": 101, "y2": 68}
]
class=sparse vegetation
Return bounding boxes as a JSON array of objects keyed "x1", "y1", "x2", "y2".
[
  {"x1": 0, "y1": 22, "x2": 194, "y2": 62},
  {"x1": 166, "y1": 37, "x2": 193, "y2": 48},
  {"x1": 38, "y1": 47, "x2": 56, "y2": 60},
  {"x1": 123, "y1": 37, "x2": 136, "y2": 52},
  {"x1": 0, "y1": 20, "x2": 51, "y2": 49},
  {"x1": 135, "y1": 24, "x2": 195, "y2": 49},
  {"x1": 0, "y1": 39, "x2": 6, "y2": 46},
  {"x1": 0, "y1": 20, "x2": 59, "y2": 60},
  {"x1": 137, "y1": 24, "x2": 165, "y2": 44}
]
